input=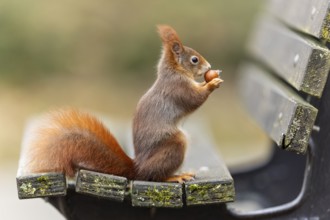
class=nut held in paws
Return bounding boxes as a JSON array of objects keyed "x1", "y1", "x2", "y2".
[{"x1": 204, "y1": 70, "x2": 223, "y2": 83}]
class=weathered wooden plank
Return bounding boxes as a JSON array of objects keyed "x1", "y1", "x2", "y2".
[
  {"x1": 268, "y1": 0, "x2": 330, "y2": 42},
  {"x1": 238, "y1": 63, "x2": 318, "y2": 154},
  {"x1": 181, "y1": 119, "x2": 231, "y2": 170},
  {"x1": 185, "y1": 168, "x2": 235, "y2": 206},
  {"x1": 131, "y1": 181, "x2": 183, "y2": 208},
  {"x1": 180, "y1": 119, "x2": 235, "y2": 205},
  {"x1": 75, "y1": 169, "x2": 128, "y2": 202},
  {"x1": 17, "y1": 173, "x2": 66, "y2": 199},
  {"x1": 248, "y1": 16, "x2": 330, "y2": 97}
]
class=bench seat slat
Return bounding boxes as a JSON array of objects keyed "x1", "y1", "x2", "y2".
[
  {"x1": 131, "y1": 181, "x2": 183, "y2": 208},
  {"x1": 75, "y1": 169, "x2": 128, "y2": 202},
  {"x1": 185, "y1": 168, "x2": 235, "y2": 206},
  {"x1": 181, "y1": 120, "x2": 235, "y2": 206},
  {"x1": 17, "y1": 173, "x2": 66, "y2": 199},
  {"x1": 238, "y1": 63, "x2": 318, "y2": 154},
  {"x1": 248, "y1": 16, "x2": 330, "y2": 98},
  {"x1": 268, "y1": 0, "x2": 330, "y2": 42}
]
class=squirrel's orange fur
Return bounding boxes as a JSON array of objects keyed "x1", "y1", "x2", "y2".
[{"x1": 23, "y1": 109, "x2": 134, "y2": 179}]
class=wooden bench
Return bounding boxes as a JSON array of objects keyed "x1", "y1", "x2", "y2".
[
  {"x1": 16, "y1": 0, "x2": 330, "y2": 219},
  {"x1": 16, "y1": 118, "x2": 235, "y2": 218}
]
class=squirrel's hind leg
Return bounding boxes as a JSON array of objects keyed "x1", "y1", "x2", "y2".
[{"x1": 134, "y1": 132, "x2": 187, "y2": 182}]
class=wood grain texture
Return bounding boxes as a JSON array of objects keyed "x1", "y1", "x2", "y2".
[
  {"x1": 180, "y1": 120, "x2": 235, "y2": 206},
  {"x1": 238, "y1": 63, "x2": 318, "y2": 154},
  {"x1": 131, "y1": 181, "x2": 183, "y2": 208},
  {"x1": 76, "y1": 169, "x2": 128, "y2": 202},
  {"x1": 185, "y1": 168, "x2": 235, "y2": 206},
  {"x1": 181, "y1": 119, "x2": 233, "y2": 171},
  {"x1": 268, "y1": 0, "x2": 330, "y2": 41},
  {"x1": 248, "y1": 16, "x2": 330, "y2": 97},
  {"x1": 17, "y1": 173, "x2": 66, "y2": 199}
]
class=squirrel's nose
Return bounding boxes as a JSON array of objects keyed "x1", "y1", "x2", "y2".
[{"x1": 206, "y1": 62, "x2": 211, "y2": 70}]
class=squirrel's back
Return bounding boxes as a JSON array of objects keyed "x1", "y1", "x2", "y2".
[{"x1": 22, "y1": 109, "x2": 134, "y2": 178}]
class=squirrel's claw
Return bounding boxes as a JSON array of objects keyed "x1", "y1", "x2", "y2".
[
  {"x1": 207, "y1": 78, "x2": 223, "y2": 91},
  {"x1": 166, "y1": 172, "x2": 195, "y2": 183}
]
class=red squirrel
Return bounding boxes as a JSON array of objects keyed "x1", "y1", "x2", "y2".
[{"x1": 22, "y1": 25, "x2": 222, "y2": 183}]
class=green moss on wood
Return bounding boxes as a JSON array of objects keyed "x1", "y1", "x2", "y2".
[
  {"x1": 75, "y1": 170, "x2": 127, "y2": 201},
  {"x1": 17, "y1": 173, "x2": 66, "y2": 199},
  {"x1": 185, "y1": 181, "x2": 235, "y2": 206},
  {"x1": 19, "y1": 182, "x2": 36, "y2": 195},
  {"x1": 132, "y1": 182, "x2": 183, "y2": 208},
  {"x1": 285, "y1": 104, "x2": 317, "y2": 154},
  {"x1": 321, "y1": 11, "x2": 330, "y2": 41},
  {"x1": 303, "y1": 49, "x2": 330, "y2": 97},
  {"x1": 144, "y1": 186, "x2": 176, "y2": 206},
  {"x1": 37, "y1": 175, "x2": 52, "y2": 195}
]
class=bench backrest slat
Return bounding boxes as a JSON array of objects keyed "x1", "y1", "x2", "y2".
[
  {"x1": 268, "y1": 0, "x2": 330, "y2": 42},
  {"x1": 238, "y1": 63, "x2": 318, "y2": 154},
  {"x1": 248, "y1": 16, "x2": 330, "y2": 97}
]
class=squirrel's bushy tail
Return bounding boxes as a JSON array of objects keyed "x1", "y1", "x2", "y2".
[{"x1": 22, "y1": 108, "x2": 135, "y2": 179}]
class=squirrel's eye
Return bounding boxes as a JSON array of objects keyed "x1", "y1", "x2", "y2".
[{"x1": 190, "y1": 56, "x2": 199, "y2": 65}]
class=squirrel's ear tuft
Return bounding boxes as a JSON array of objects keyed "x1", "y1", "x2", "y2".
[{"x1": 157, "y1": 25, "x2": 183, "y2": 55}]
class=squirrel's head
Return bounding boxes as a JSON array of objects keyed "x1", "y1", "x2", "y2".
[{"x1": 157, "y1": 25, "x2": 211, "y2": 78}]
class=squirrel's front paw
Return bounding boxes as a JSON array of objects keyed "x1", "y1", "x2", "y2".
[{"x1": 207, "y1": 78, "x2": 223, "y2": 91}]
